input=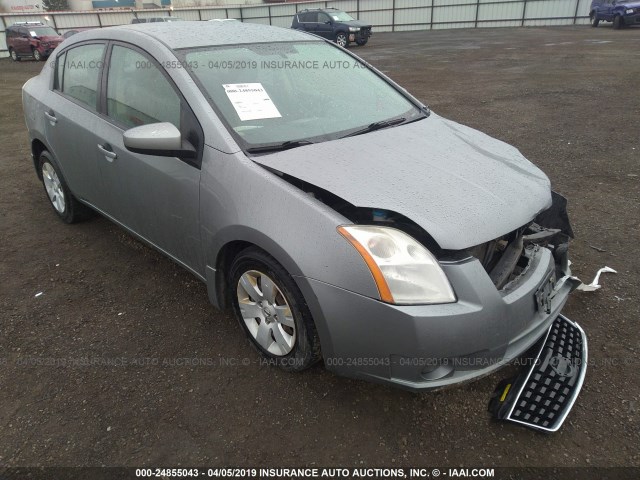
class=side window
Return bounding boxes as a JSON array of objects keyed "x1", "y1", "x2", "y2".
[
  {"x1": 60, "y1": 43, "x2": 105, "y2": 110},
  {"x1": 106, "y1": 45, "x2": 181, "y2": 130},
  {"x1": 54, "y1": 51, "x2": 66, "y2": 91},
  {"x1": 318, "y1": 13, "x2": 330, "y2": 23}
]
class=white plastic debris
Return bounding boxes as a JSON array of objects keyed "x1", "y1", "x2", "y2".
[
  {"x1": 34, "y1": 292, "x2": 43, "y2": 298},
  {"x1": 576, "y1": 266, "x2": 617, "y2": 292}
]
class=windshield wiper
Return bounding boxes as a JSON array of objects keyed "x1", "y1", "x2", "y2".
[
  {"x1": 340, "y1": 117, "x2": 409, "y2": 139},
  {"x1": 246, "y1": 139, "x2": 314, "y2": 154}
]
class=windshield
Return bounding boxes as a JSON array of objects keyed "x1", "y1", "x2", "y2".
[
  {"x1": 181, "y1": 42, "x2": 423, "y2": 148},
  {"x1": 329, "y1": 11, "x2": 355, "y2": 21},
  {"x1": 31, "y1": 26, "x2": 58, "y2": 37}
]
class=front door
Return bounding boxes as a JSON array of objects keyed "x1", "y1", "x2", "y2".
[
  {"x1": 94, "y1": 42, "x2": 204, "y2": 274},
  {"x1": 316, "y1": 12, "x2": 334, "y2": 40}
]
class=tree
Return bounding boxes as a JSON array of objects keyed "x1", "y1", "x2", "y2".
[{"x1": 42, "y1": 0, "x2": 70, "y2": 12}]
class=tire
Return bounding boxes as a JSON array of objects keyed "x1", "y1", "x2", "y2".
[
  {"x1": 32, "y1": 48, "x2": 43, "y2": 61},
  {"x1": 10, "y1": 48, "x2": 21, "y2": 61},
  {"x1": 229, "y1": 247, "x2": 321, "y2": 372},
  {"x1": 38, "y1": 151, "x2": 94, "y2": 224},
  {"x1": 335, "y1": 32, "x2": 349, "y2": 48},
  {"x1": 590, "y1": 12, "x2": 599, "y2": 27},
  {"x1": 356, "y1": 38, "x2": 368, "y2": 46},
  {"x1": 613, "y1": 15, "x2": 623, "y2": 29}
]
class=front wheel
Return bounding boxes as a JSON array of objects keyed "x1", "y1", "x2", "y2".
[
  {"x1": 335, "y1": 32, "x2": 349, "y2": 48},
  {"x1": 229, "y1": 247, "x2": 321, "y2": 371},
  {"x1": 613, "y1": 15, "x2": 623, "y2": 29},
  {"x1": 32, "y1": 48, "x2": 43, "y2": 61},
  {"x1": 356, "y1": 38, "x2": 368, "y2": 46},
  {"x1": 590, "y1": 12, "x2": 599, "y2": 27},
  {"x1": 9, "y1": 48, "x2": 20, "y2": 61}
]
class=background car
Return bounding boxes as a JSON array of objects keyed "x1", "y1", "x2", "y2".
[
  {"x1": 131, "y1": 17, "x2": 183, "y2": 24},
  {"x1": 590, "y1": 0, "x2": 640, "y2": 28},
  {"x1": 291, "y1": 8, "x2": 372, "y2": 47},
  {"x1": 62, "y1": 27, "x2": 96, "y2": 39},
  {"x1": 5, "y1": 21, "x2": 63, "y2": 61}
]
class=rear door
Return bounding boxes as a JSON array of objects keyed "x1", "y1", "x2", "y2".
[
  {"x1": 302, "y1": 11, "x2": 320, "y2": 34},
  {"x1": 15, "y1": 27, "x2": 31, "y2": 55},
  {"x1": 94, "y1": 42, "x2": 204, "y2": 273},
  {"x1": 44, "y1": 42, "x2": 107, "y2": 205}
]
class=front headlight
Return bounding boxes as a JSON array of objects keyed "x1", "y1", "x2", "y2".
[
  {"x1": 338, "y1": 225, "x2": 456, "y2": 305},
  {"x1": 349, "y1": 26, "x2": 360, "y2": 32},
  {"x1": 626, "y1": 8, "x2": 634, "y2": 14}
]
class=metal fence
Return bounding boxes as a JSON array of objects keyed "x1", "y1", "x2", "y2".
[{"x1": 0, "y1": 0, "x2": 592, "y2": 58}]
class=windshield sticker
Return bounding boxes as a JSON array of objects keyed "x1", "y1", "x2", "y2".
[
  {"x1": 223, "y1": 83, "x2": 281, "y2": 121},
  {"x1": 30, "y1": 31, "x2": 38, "y2": 37}
]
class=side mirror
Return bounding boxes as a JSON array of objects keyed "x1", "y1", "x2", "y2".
[
  {"x1": 325, "y1": 20, "x2": 332, "y2": 24},
  {"x1": 123, "y1": 122, "x2": 196, "y2": 158}
]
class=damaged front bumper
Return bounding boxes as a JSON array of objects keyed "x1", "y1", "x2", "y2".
[
  {"x1": 297, "y1": 193, "x2": 581, "y2": 391},
  {"x1": 299, "y1": 244, "x2": 575, "y2": 391}
]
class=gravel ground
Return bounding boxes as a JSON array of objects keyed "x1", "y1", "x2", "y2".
[{"x1": 0, "y1": 26, "x2": 639, "y2": 471}]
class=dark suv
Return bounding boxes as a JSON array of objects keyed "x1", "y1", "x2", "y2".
[
  {"x1": 590, "y1": 0, "x2": 640, "y2": 28},
  {"x1": 291, "y1": 8, "x2": 372, "y2": 47},
  {"x1": 6, "y1": 21, "x2": 64, "y2": 61}
]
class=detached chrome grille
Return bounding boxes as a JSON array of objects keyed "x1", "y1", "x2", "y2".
[
  {"x1": 505, "y1": 315, "x2": 587, "y2": 431},
  {"x1": 489, "y1": 315, "x2": 588, "y2": 432}
]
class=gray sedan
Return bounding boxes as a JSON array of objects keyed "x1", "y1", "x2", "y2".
[{"x1": 22, "y1": 21, "x2": 581, "y2": 394}]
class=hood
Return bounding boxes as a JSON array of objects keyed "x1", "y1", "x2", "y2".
[{"x1": 253, "y1": 113, "x2": 552, "y2": 250}]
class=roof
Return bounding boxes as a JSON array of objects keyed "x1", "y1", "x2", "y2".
[{"x1": 87, "y1": 21, "x2": 317, "y2": 50}]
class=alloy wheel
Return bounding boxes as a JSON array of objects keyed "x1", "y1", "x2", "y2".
[
  {"x1": 236, "y1": 270, "x2": 296, "y2": 356},
  {"x1": 42, "y1": 162, "x2": 66, "y2": 214}
]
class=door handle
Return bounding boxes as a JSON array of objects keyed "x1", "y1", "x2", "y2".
[
  {"x1": 44, "y1": 111, "x2": 57, "y2": 125},
  {"x1": 97, "y1": 143, "x2": 117, "y2": 162}
]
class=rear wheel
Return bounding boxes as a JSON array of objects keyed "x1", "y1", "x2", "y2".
[
  {"x1": 9, "y1": 48, "x2": 20, "y2": 61},
  {"x1": 590, "y1": 12, "x2": 599, "y2": 27},
  {"x1": 229, "y1": 247, "x2": 321, "y2": 371},
  {"x1": 335, "y1": 32, "x2": 349, "y2": 48},
  {"x1": 32, "y1": 48, "x2": 43, "y2": 61},
  {"x1": 38, "y1": 151, "x2": 94, "y2": 223},
  {"x1": 613, "y1": 14, "x2": 623, "y2": 29}
]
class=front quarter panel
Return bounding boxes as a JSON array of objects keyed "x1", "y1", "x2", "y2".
[{"x1": 200, "y1": 145, "x2": 381, "y2": 303}]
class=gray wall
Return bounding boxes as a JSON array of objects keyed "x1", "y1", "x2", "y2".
[{"x1": 0, "y1": 0, "x2": 592, "y2": 58}]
